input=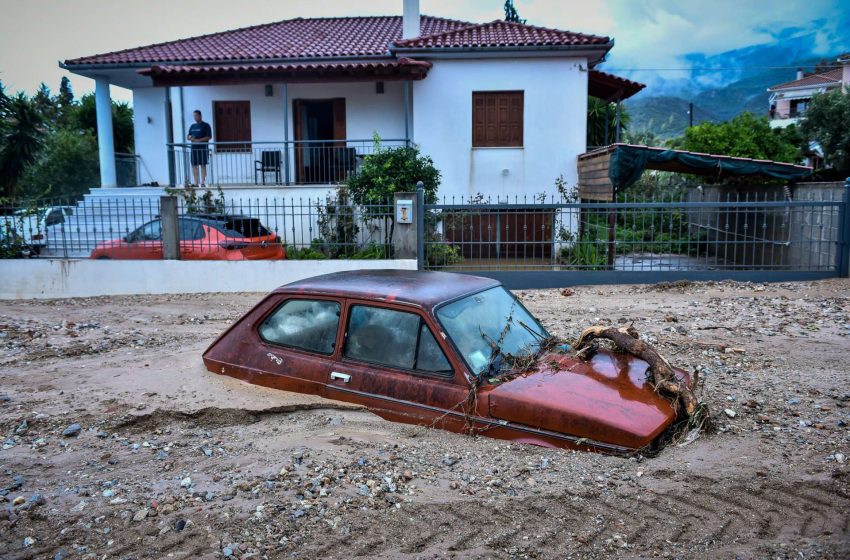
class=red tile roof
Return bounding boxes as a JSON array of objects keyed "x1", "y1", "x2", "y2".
[
  {"x1": 64, "y1": 15, "x2": 471, "y2": 66},
  {"x1": 64, "y1": 15, "x2": 611, "y2": 67},
  {"x1": 768, "y1": 68, "x2": 843, "y2": 91},
  {"x1": 392, "y1": 20, "x2": 609, "y2": 50}
]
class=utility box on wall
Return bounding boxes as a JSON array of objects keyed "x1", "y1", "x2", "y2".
[{"x1": 396, "y1": 199, "x2": 413, "y2": 224}]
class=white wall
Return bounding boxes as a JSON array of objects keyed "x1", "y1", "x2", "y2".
[
  {"x1": 0, "y1": 260, "x2": 417, "y2": 299},
  {"x1": 132, "y1": 87, "x2": 170, "y2": 185},
  {"x1": 412, "y1": 57, "x2": 588, "y2": 201}
]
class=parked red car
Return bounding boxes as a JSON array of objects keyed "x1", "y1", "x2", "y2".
[
  {"x1": 203, "y1": 270, "x2": 692, "y2": 453},
  {"x1": 91, "y1": 214, "x2": 285, "y2": 260}
]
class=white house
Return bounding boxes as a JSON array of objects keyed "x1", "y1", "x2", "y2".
[
  {"x1": 767, "y1": 56, "x2": 850, "y2": 129},
  {"x1": 62, "y1": 0, "x2": 642, "y2": 202}
]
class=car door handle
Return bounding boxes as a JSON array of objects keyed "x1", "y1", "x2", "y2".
[{"x1": 330, "y1": 371, "x2": 351, "y2": 383}]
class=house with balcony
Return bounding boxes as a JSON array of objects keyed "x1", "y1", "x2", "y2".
[
  {"x1": 61, "y1": 0, "x2": 642, "y2": 203},
  {"x1": 767, "y1": 56, "x2": 850, "y2": 129}
]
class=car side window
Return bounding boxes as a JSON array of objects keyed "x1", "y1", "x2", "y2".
[
  {"x1": 131, "y1": 220, "x2": 162, "y2": 242},
  {"x1": 178, "y1": 219, "x2": 205, "y2": 240},
  {"x1": 416, "y1": 324, "x2": 452, "y2": 373},
  {"x1": 345, "y1": 306, "x2": 452, "y2": 375},
  {"x1": 259, "y1": 299, "x2": 340, "y2": 355}
]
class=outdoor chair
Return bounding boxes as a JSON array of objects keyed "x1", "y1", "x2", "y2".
[{"x1": 254, "y1": 150, "x2": 282, "y2": 185}]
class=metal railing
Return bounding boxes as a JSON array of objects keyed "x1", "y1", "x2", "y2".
[
  {"x1": 422, "y1": 190, "x2": 847, "y2": 281},
  {"x1": 0, "y1": 194, "x2": 393, "y2": 260},
  {"x1": 167, "y1": 139, "x2": 408, "y2": 186}
]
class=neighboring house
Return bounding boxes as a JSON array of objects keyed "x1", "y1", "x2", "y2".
[
  {"x1": 767, "y1": 56, "x2": 850, "y2": 129},
  {"x1": 61, "y1": 0, "x2": 642, "y2": 201}
]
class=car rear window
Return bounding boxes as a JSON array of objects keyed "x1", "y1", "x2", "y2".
[{"x1": 220, "y1": 218, "x2": 271, "y2": 238}]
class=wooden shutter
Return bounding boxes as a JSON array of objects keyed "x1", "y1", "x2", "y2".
[
  {"x1": 472, "y1": 91, "x2": 523, "y2": 147},
  {"x1": 213, "y1": 101, "x2": 252, "y2": 152}
]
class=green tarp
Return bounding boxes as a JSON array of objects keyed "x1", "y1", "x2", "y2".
[{"x1": 608, "y1": 145, "x2": 812, "y2": 192}]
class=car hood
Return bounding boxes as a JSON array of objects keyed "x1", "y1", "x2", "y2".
[{"x1": 487, "y1": 350, "x2": 688, "y2": 450}]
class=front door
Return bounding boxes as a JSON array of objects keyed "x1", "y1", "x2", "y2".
[{"x1": 292, "y1": 98, "x2": 346, "y2": 183}]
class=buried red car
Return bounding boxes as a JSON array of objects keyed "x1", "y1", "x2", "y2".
[{"x1": 203, "y1": 270, "x2": 692, "y2": 453}]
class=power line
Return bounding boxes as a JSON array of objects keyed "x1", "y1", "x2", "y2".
[{"x1": 602, "y1": 65, "x2": 835, "y2": 72}]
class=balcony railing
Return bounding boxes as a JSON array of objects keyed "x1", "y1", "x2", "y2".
[{"x1": 167, "y1": 139, "x2": 408, "y2": 187}]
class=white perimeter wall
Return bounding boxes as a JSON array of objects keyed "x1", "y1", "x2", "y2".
[
  {"x1": 412, "y1": 57, "x2": 588, "y2": 201},
  {"x1": 133, "y1": 82, "x2": 407, "y2": 186},
  {"x1": 0, "y1": 260, "x2": 417, "y2": 299}
]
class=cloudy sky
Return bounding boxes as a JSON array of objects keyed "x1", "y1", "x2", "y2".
[{"x1": 1, "y1": 0, "x2": 848, "y2": 102}]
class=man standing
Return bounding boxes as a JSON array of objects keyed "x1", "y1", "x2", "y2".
[{"x1": 187, "y1": 110, "x2": 212, "y2": 187}]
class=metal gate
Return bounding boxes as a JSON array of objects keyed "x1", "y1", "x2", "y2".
[{"x1": 420, "y1": 184, "x2": 850, "y2": 288}]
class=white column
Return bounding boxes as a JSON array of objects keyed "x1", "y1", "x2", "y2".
[{"x1": 95, "y1": 77, "x2": 117, "y2": 187}]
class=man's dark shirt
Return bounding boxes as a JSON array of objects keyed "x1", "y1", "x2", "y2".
[{"x1": 188, "y1": 121, "x2": 212, "y2": 145}]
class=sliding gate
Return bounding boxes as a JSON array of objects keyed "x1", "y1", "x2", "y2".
[{"x1": 422, "y1": 189, "x2": 850, "y2": 289}]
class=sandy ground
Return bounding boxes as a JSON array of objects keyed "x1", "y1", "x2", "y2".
[{"x1": 1, "y1": 279, "x2": 849, "y2": 559}]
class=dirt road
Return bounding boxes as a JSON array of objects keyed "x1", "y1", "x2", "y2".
[{"x1": 1, "y1": 279, "x2": 848, "y2": 559}]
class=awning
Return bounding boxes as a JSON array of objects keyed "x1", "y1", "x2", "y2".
[
  {"x1": 588, "y1": 70, "x2": 645, "y2": 101},
  {"x1": 578, "y1": 144, "x2": 813, "y2": 201},
  {"x1": 138, "y1": 58, "x2": 433, "y2": 86}
]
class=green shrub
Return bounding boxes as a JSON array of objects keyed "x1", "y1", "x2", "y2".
[
  {"x1": 426, "y1": 239, "x2": 463, "y2": 268},
  {"x1": 285, "y1": 245, "x2": 327, "y2": 260},
  {"x1": 350, "y1": 243, "x2": 389, "y2": 259}
]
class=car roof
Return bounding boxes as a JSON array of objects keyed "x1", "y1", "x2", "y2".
[{"x1": 275, "y1": 270, "x2": 500, "y2": 309}]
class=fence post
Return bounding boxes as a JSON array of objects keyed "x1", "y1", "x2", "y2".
[
  {"x1": 161, "y1": 195, "x2": 180, "y2": 260},
  {"x1": 416, "y1": 181, "x2": 425, "y2": 270},
  {"x1": 839, "y1": 178, "x2": 850, "y2": 277}
]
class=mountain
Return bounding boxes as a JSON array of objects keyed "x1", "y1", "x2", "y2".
[{"x1": 620, "y1": 30, "x2": 840, "y2": 139}]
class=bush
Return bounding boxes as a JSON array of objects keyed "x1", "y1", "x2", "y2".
[
  {"x1": 285, "y1": 245, "x2": 327, "y2": 260},
  {"x1": 18, "y1": 129, "x2": 98, "y2": 200},
  {"x1": 426, "y1": 237, "x2": 463, "y2": 268}
]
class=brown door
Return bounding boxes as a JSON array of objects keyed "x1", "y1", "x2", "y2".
[{"x1": 213, "y1": 101, "x2": 251, "y2": 152}]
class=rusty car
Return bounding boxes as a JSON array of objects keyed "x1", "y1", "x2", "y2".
[{"x1": 203, "y1": 270, "x2": 692, "y2": 453}]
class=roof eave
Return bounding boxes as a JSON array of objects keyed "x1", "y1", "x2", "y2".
[
  {"x1": 767, "y1": 82, "x2": 839, "y2": 93},
  {"x1": 389, "y1": 42, "x2": 612, "y2": 60}
]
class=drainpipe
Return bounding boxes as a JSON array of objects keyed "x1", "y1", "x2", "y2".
[{"x1": 94, "y1": 77, "x2": 117, "y2": 188}]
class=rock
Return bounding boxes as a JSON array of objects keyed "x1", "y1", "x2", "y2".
[
  {"x1": 173, "y1": 519, "x2": 186, "y2": 532},
  {"x1": 132, "y1": 508, "x2": 149, "y2": 522},
  {"x1": 12, "y1": 496, "x2": 25, "y2": 506},
  {"x1": 23, "y1": 536, "x2": 35, "y2": 547},
  {"x1": 180, "y1": 476, "x2": 192, "y2": 488},
  {"x1": 442, "y1": 455, "x2": 460, "y2": 467},
  {"x1": 724, "y1": 409, "x2": 737, "y2": 418},
  {"x1": 15, "y1": 419, "x2": 28, "y2": 435},
  {"x1": 835, "y1": 453, "x2": 846, "y2": 464},
  {"x1": 102, "y1": 489, "x2": 115, "y2": 498},
  {"x1": 223, "y1": 546, "x2": 234, "y2": 557},
  {"x1": 96, "y1": 431, "x2": 109, "y2": 439},
  {"x1": 18, "y1": 494, "x2": 45, "y2": 511},
  {"x1": 201, "y1": 447, "x2": 212, "y2": 457},
  {"x1": 61, "y1": 423, "x2": 81, "y2": 437}
]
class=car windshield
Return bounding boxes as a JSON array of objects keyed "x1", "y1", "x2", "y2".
[
  {"x1": 219, "y1": 218, "x2": 272, "y2": 238},
  {"x1": 436, "y1": 286, "x2": 549, "y2": 377}
]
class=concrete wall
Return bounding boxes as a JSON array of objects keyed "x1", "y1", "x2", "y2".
[
  {"x1": 412, "y1": 57, "x2": 588, "y2": 201},
  {"x1": 0, "y1": 260, "x2": 417, "y2": 300},
  {"x1": 686, "y1": 182, "x2": 845, "y2": 270}
]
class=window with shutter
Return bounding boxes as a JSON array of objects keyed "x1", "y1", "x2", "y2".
[
  {"x1": 472, "y1": 91, "x2": 523, "y2": 147},
  {"x1": 213, "y1": 101, "x2": 252, "y2": 152}
]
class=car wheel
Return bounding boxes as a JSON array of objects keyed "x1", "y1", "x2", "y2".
[{"x1": 96, "y1": 256, "x2": 112, "y2": 260}]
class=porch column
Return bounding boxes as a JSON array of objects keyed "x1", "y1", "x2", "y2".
[{"x1": 95, "y1": 77, "x2": 117, "y2": 187}]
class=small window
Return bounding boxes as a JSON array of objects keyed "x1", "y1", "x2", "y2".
[
  {"x1": 416, "y1": 323, "x2": 452, "y2": 374},
  {"x1": 259, "y1": 299, "x2": 340, "y2": 354},
  {"x1": 178, "y1": 219, "x2": 205, "y2": 241},
  {"x1": 472, "y1": 91, "x2": 523, "y2": 147},
  {"x1": 131, "y1": 220, "x2": 162, "y2": 242},
  {"x1": 345, "y1": 305, "x2": 452, "y2": 375}
]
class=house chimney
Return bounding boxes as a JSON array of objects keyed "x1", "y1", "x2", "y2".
[
  {"x1": 796, "y1": 68, "x2": 804, "y2": 80},
  {"x1": 403, "y1": 0, "x2": 420, "y2": 39}
]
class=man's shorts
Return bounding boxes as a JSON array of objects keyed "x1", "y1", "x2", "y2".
[{"x1": 191, "y1": 147, "x2": 209, "y2": 166}]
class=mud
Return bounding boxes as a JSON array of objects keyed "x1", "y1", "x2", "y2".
[{"x1": 1, "y1": 280, "x2": 848, "y2": 559}]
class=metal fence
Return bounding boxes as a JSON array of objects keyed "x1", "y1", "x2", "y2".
[
  {"x1": 0, "y1": 194, "x2": 393, "y2": 261},
  {"x1": 167, "y1": 139, "x2": 408, "y2": 186},
  {"x1": 423, "y1": 188, "x2": 849, "y2": 286}
]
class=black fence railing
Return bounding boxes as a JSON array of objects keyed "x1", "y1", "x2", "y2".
[
  {"x1": 0, "y1": 195, "x2": 393, "y2": 260},
  {"x1": 167, "y1": 139, "x2": 407, "y2": 186},
  {"x1": 423, "y1": 191, "x2": 846, "y2": 276}
]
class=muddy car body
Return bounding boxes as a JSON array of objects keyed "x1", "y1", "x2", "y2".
[{"x1": 203, "y1": 270, "x2": 689, "y2": 453}]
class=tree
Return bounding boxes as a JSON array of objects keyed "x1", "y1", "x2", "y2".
[
  {"x1": 0, "y1": 93, "x2": 45, "y2": 199},
  {"x1": 800, "y1": 89, "x2": 850, "y2": 174},
  {"x1": 72, "y1": 93, "x2": 134, "y2": 153},
  {"x1": 681, "y1": 112, "x2": 802, "y2": 163},
  {"x1": 503, "y1": 0, "x2": 526, "y2": 23},
  {"x1": 18, "y1": 129, "x2": 99, "y2": 200},
  {"x1": 587, "y1": 97, "x2": 630, "y2": 147},
  {"x1": 55, "y1": 77, "x2": 75, "y2": 128},
  {"x1": 32, "y1": 83, "x2": 57, "y2": 124}
]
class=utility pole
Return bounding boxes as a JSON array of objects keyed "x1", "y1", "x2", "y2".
[{"x1": 688, "y1": 102, "x2": 694, "y2": 128}]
